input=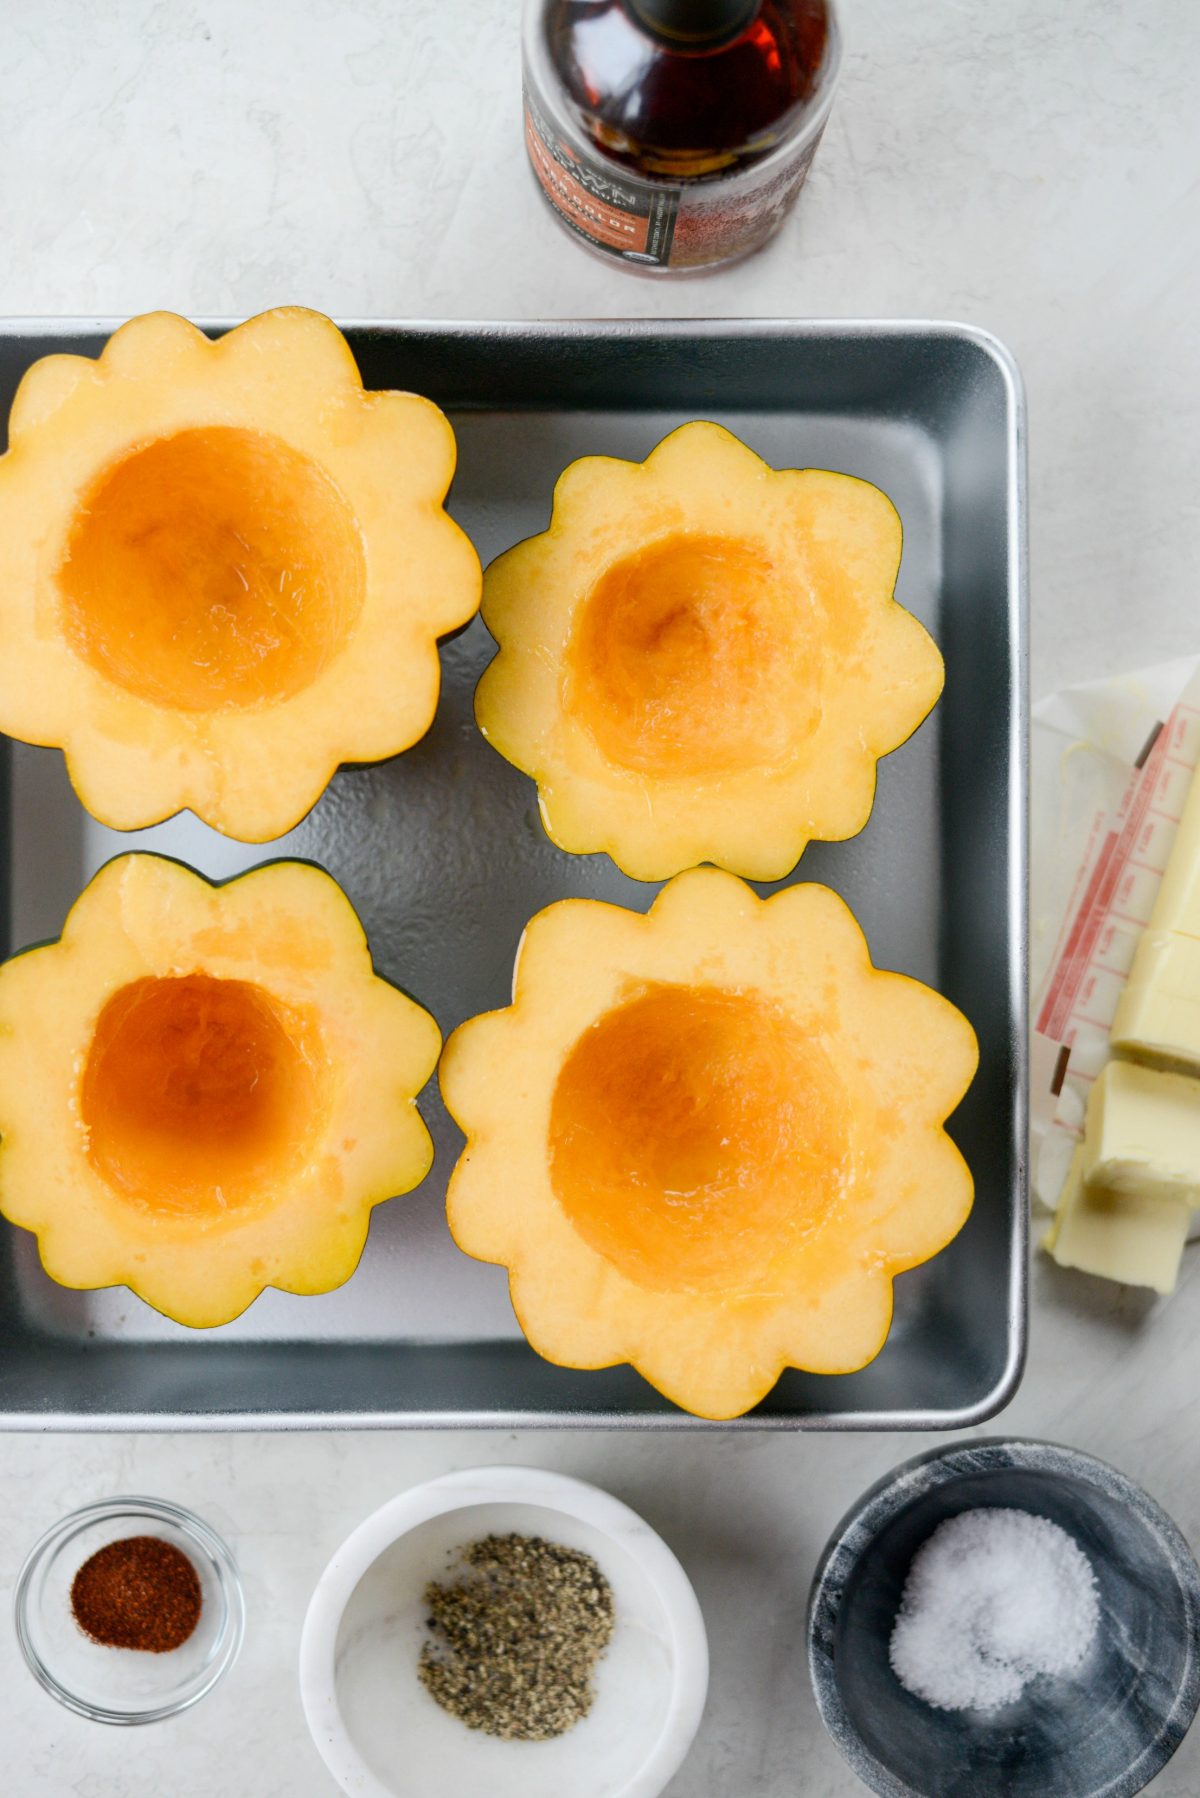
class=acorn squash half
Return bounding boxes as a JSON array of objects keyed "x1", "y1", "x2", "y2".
[
  {"x1": 0, "y1": 308, "x2": 481, "y2": 841},
  {"x1": 0, "y1": 854, "x2": 440, "y2": 1327},
  {"x1": 476, "y1": 421, "x2": 942, "y2": 881},
  {"x1": 440, "y1": 867, "x2": 977, "y2": 1419}
]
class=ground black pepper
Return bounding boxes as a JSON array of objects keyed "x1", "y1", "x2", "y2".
[
  {"x1": 70, "y1": 1535, "x2": 202, "y2": 1653},
  {"x1": 418, "y1": 1532, "x2": 615, "y2": 1740}
]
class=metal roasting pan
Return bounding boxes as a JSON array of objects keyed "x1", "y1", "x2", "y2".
[{"x1": 0, "y1": 318, "x2": 1027, "y2": 1430}]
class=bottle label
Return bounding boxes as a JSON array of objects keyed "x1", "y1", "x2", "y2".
[{"x1": 524, "y1": 90, "x2": 679, "y2": 266}]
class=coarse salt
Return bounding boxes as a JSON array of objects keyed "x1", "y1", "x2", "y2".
[{"x1": 888, "y1": 1507, "x2": 1100, "y2": 1713}]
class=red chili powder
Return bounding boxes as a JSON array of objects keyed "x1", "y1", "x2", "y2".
[{"x1": 70, "y1": 1535, "x2": 202, "y2": 1653}]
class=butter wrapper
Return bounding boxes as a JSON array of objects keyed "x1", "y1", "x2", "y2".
[{"x1": 1032, "y1": 656, "x2": 1200, "y2": 1225}]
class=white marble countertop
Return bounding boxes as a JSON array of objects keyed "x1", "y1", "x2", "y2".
[{"x1": 1, "y1": 0, "x2": 1198, "y2": 1792}]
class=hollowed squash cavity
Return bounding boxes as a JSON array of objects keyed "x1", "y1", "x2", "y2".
[
  {"x1": 60, "y1": 427, "x2": 365, "y2": 712},
  {"x1": 566, "y1": 533, "x2": 820, "y2": 777},
  {"x1": 548, "y1": 982, "x2": 850, "y2": 1292},
  {"x1": 81, "y1": 973, "x2": 321, "y2": 1216}
]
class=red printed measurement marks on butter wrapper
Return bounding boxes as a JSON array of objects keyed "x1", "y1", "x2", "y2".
[
  {"x1": 1032, "y1": 684, "x2": 1200, "y2": 1208},
  {"x1": 524, "y1": 93, "x2": 679, "y2": 266}
]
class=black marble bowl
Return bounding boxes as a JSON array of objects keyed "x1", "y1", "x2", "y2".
[{"x1": 807, "y1": 1439, "x2": 1200, "y2": 1798}]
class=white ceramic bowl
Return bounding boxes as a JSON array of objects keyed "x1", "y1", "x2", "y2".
[{"x1": 299, "y1": 1466, "x2": 708, "y2": 1798}]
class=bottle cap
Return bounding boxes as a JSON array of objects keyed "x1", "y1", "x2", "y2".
[{"x1": 627, "y1": 0, "x2": 759, "y2": 47}]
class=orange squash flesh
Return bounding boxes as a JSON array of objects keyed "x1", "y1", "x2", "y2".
[
  {"x1": 440, "y1": 866, "x2": 979, "y2": 1420},
  {"x1": 566, "y1": 532, "x2": 820, "y2": 778},
  {"x1": 81, "y1": 973, "x2": 324, "y2": 1217},
  {"x1": 548, "y1": 982, "x2": 851, "y2": 1294},
  {"x1": 61, "y1": 426, "x2": 366, "y2": 713}
]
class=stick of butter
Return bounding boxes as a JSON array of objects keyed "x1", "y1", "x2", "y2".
[
  {"x1": 1044, "y1": 754, "x2": 1200, "y2": 1291},
  {"x1": 1109, "y1": 761, "x2": 1200, "y2": 1067},
  {"x1": 1082, "y1": 1058, "x2": 1200, "y2": 1196},
  {"x1": 1045, "y1": 1142, "x2": 1191, "y2": 1294},
  {"x1": 1112, "y1": 930, "x2": 1200, "y2": 1068},
  {"x1": 1148, "y1": 759, "x2": 1200, "y2": 940}
]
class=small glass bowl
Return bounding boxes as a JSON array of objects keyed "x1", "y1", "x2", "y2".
[{"x1": 14, "y1": 1495, "x2": 245, "y2": 1724}]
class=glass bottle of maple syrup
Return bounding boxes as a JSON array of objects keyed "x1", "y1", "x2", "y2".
[{"x1": 523, "y1": 0, "x2": 841, "y2": 272}]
